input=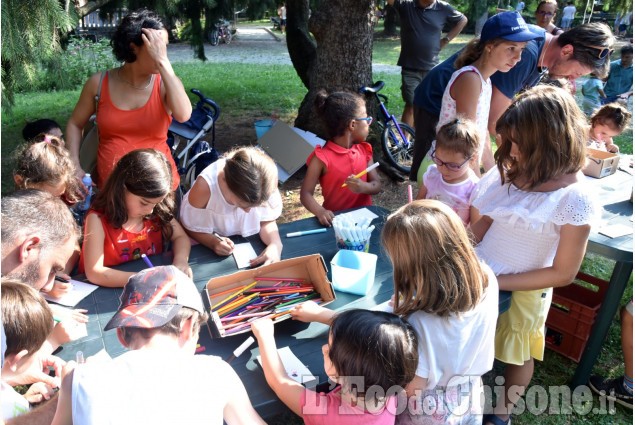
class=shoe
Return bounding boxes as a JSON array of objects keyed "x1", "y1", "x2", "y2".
[{"x1": 589, "y1": 375, "x2": 633, "y2": 409}]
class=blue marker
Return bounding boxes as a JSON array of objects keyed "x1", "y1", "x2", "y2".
[
  {"x1": 141, "y1": 254, "x2": 154, "y2": 268},
  {"x1": 286, "y1": 228, "x2": 327, "y2": 238}
]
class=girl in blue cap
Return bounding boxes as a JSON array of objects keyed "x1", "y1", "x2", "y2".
[{"x1": 426, "y1": 12, "x2": 543, "y2": 179}]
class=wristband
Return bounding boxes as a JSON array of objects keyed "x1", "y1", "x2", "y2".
[{"x1": 443, "y1": 36, "x2": 451, "y2": 43}]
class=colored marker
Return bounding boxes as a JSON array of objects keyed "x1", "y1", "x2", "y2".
[
  {"x1": 213, "y1": 232, "x2": 224, "y2": 242},
  {"x1": 195, "y1": 345, "x2": 206, "y2": 354},
  {"x1": 76, "y1": 351, "x2": 85, "y2": 364},
  {"x1": 55, "y1": 275, "x2": 70, "y2": 283},
  {"x1": 141, "y1": 254, "x2": 154, "y2": 268},
  {"x1": 341, "y1": 162, "x2": 379, "y2": 187},
  {"x1": 225, "y1": 336, "x2": 255, "y2": 364},
  {"x1": 286, "y1": 228, "x2": 327, "y2": 238},
  {"x1": 408, "y1": 184, "x2": 413, "y2": 203}
]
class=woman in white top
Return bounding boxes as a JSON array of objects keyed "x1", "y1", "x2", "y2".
[
  {"x1": 435, "y1": 12, "x2": 542, "y2": 176},
  {"x1": 180, "y1": 146, "x2": 283, "y2": 266}
]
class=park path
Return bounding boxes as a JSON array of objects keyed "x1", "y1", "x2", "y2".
[{"x1": 167, "y1": 25, "x2": 400, "y2": 74}]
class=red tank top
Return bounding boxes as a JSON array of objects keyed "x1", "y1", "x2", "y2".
[
  {"x1": 96, "y1": 72, "x2": 179, "y2": 190},
  {"x1": 78, "y1": 211, "x2": 163, "y2": 274},
  {"x1": 306, "y1": 141, "x2": 373, "y2": 212}
]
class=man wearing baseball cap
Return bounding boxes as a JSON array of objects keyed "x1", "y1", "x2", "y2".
[
  {"x1": 408, "y1": 13, "x2": 615, "y2": 181},
  {"x1": 52, "y1": 266, "x2": 265, "y2": 425}
]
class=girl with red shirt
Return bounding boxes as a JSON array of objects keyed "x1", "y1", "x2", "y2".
[
  {"x1": 79, "y1": 149, "x2": 192, "y2": 287},
  {"x1": 300, "y1": 90, "x2": 382, "y2": 226}
]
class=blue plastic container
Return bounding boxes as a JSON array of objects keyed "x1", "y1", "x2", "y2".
[
  {"x1": 330, "y1": 250, "x2": 377, "y2": 296},
  {"x1": 254, "y1": 120, "x2": 273, "y2": 139}
]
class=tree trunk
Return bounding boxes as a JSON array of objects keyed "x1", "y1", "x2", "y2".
[
  {"x1": 290, "y1": 0, "x2": 375, "y2": 141},
  {"x1": 286, "y1": 0, "x2": 316, "y2": 89},
  {"x1": 383, "y1": 4, "x2": 399, "y2": 37},
  {"x1": 76, "y1": 0, "x2": 116, "y2": 18}
]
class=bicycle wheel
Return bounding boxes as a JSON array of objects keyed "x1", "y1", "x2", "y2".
[
  {"x1": 381, "y1": 121, "x2": 415, "y2": 174},
  {"x1": 224, "y1": 29, "x2": 232, "y2": 44},
  {"x1": 208, "y1": 30, "x2": 219, "y2": 46}
]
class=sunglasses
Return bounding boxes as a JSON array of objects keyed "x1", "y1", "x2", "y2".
[
  {"x1": 575, "y1": 43, "x2": 614, "y2": 59},
  {"x1": 430, "y1": 149, "x2": 472, "y2": 172},
  {"x1": 537, "y1": 11, "x2": 555, "y2": 17},
  {"x1": 354, "y1": 116, "x2": 373, "y2": 124}
]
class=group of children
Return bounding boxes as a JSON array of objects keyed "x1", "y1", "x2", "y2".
[{"x1": 4, "y1": 44, "x2": 631, "y2": 423}]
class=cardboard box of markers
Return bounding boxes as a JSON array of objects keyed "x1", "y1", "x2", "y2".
[{"x1": 201, "y1": 254, "x2": 336, "y2": 338}]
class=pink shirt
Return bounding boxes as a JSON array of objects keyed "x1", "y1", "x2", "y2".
[
  {"x1": 301, "y1": 386, "x2": 398, "y2": 425},
  {"x1": 423, "y1": 164, "x2": 478, "y2": 226}
]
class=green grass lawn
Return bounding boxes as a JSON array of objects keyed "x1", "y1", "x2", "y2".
[{"x1": 1, "y1": 24, "x2": 633, "y2": 425}]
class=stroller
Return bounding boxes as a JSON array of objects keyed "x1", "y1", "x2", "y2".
[{"x1": 167, "y1": 88, "x2": 221, "y2": 192}]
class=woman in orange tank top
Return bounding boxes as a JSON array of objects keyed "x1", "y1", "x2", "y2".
[{"x1": 66, "y1": 8, "x2": 192, "y2": 190}]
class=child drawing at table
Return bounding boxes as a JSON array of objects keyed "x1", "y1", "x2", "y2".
[
  {"x1": 588, "y1": 102, "x2": 631, "y2": 153},
  {"x1": 470, "y1": 86, "x2": 598, "y2": 425},
  {"x1": 2, "y1": 279, "x2": 57, "y2": 421},
  {"x1": 79, "y1": 149, "x2": 192, "y2": 287},
  {"x1": 180, "y1": 146, "x2": 283, "y2": 266},
  {"x1": 252, "y1": 309, "x2": 418, "y2": 424},
  {"x1": 292, "y1": 199, "x2": 498, "y2": 424},
  {"x1": 300, "y1": 90, "x2": 381, "y2": 227},
  {"x1": 415, "y1": 118, "x2": 479, "y2": 226}
]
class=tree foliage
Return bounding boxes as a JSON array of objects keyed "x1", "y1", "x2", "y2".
[{"x1": 1, "y1": 0, "x2": 75, "y2": 105}]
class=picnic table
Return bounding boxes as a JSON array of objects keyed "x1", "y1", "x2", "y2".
[
  {"x1": 58, "y1": 205, "x2": 511, "y2": 418},
  {"x1": 570, "y1": 168, "x2": 633, "y2": 387}
]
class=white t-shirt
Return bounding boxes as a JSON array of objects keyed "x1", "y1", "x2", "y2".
[
  {"x1": 1, "y1": 381, "x2": 30, "y2": 420},
  {"x1": 562, "y1": 5, "x2": 576, "y2": 19},
  {"x1": 180, "y1": 158, "x2": 282, "y2": 237},
  {"x1": 406, "y1": 264, "x2": 498, "y2": 389},
  {"x1": 72, "y1": 350, "x2": 240, "y2": 425}
]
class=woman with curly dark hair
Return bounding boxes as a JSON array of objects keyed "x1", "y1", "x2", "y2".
[{"x1": 66, "y1": 9, "x2": 191, "y2": 191}]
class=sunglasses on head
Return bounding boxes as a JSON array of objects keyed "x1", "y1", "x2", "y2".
[{"x1": 575, "y1": 43, "x2": 614, "y2": 59}]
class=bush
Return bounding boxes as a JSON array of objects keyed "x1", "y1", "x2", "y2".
[{"x1": 12, "y1": 36, "x2": 119, "y2": 93}]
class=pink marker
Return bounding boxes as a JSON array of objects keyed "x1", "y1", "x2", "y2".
[{"x1": 407, "y1": 184, "x2": 413, "y2": 203}]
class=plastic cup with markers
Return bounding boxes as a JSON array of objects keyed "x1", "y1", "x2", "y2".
[{"x1": 332, "y1": 215, "x2": 374, "y2": 253}]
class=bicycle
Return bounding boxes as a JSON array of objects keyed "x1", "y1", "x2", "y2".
[
  {"x1": 208, "y1": 20, "x2": 232, "y2": 46},
  {"x1": 359, "y1": 81, "x2": 415, "y2": 174}
]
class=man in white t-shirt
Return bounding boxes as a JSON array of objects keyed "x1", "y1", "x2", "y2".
[
  {"x1": 561, "y1": 1, "x2": 576, "y2": 30},
  {"x1": 51, "y1": 266, "x2": 266, "y2": 425}
]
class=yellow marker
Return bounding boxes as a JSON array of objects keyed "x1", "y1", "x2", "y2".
[
  {"x1": 341, "y1": 162, "x2": 380, "y2": 187},
  {"x1": 211, "y1": 281, "x2": 258, "y2": 310}
]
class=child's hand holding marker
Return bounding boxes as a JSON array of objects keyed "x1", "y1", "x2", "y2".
[{"x1": 213, "y1": 231, "x2": 235, "y2": 256}]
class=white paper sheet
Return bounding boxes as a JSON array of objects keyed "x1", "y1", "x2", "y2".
[
  {"x1": 233, "y1": 242, "x2": 258, "y2": 268},
  {"x1": 257, "y1": 346, "x2": 317, "y2": 386},
  {"x1": 337, "y1": 208, "x2": 378, "y2": 224},
  {"x1": 42, "y1": 279, "x2": 99, "y2": 307},
  {"x1": 598, "y1": 224, "x2": 633, "y2": 239}
]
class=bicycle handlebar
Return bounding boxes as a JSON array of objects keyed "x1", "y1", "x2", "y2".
[
  {"x1": 190, "y1": 88, "x2": 220, "y2": 121},
  {"x1": 359, "y1": 81, "x2": 385, "y2": 94}
]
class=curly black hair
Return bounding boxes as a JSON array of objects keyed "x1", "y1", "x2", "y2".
[{"x1": 111, "y1": 8, "x2": 165, "y2": 63}]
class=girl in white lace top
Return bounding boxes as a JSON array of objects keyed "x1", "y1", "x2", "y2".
[{"x1": 470, "y1": 86, "x2": 599, "y2": 425}]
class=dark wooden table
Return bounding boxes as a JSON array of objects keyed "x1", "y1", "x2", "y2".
[
  {"x1": 59, "y1": 205, "x2": 511, "y2": 418},
  {"x1": 570, "y1": 169, "x2": 633, "y2": 387}
]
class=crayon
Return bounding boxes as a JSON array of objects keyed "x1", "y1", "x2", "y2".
[{"x1": 211, "y1": 281, "x2": 258, "y2": 310}]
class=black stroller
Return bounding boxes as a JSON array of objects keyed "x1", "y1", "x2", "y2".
[{"x1": 167, "y1": 89, "x2": 221, "y2": 192}]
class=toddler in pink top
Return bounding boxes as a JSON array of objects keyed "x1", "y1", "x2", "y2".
[
  {"x1": 252, "y1": 309, "x2": 418, "y2": 424},
  {"x1": 416, "y1": 118, "x2": 480, "y2": 226}
]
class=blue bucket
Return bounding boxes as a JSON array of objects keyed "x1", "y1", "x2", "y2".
[
  {"x1": 330, "y1": 250, "x2": 377, "y2": 296},
  {"x1": 254, "y1": 120, "x2": 273, "y2": 139}
]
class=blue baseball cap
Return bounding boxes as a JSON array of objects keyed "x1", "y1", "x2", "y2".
[{"x1": 481, "y1": 11, "x2": 544, "y2": 43}]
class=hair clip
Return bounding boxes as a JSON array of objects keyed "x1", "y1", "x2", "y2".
[
  {"x1": 456, "y1": 119, "x2": 462, "y2": 124},
  {"x1": 43, "y1": 136, "x2": 52, "y2": 143}
]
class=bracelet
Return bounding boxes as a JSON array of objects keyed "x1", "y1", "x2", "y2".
[{"x1": 443, "y1": 36, "x2": 451, "y2": 43}]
